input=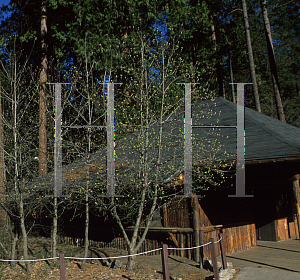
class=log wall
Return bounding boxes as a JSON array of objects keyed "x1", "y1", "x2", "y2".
[
  {"x1": 275, "y1": 217, "x2": 299, "y2": 240},
  {"x1": 164, "y1": 197, "x2": 257, "y2": 260},
  {"x1": 276, "y1": 218, "x2": 289, "y2": 241},
  {"x1": 288, "y1": 218, "x2": 299, "y2": 239}
]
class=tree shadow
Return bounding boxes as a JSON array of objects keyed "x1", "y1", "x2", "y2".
[
  {"x1": 16, "y1": 262, "x2": 26, "y2": 271},
  {"x1": 257, "y1": 244, "x2": 300, "y2": 254},
  {"x1": 28, "y1": 243, "x2": 52, "y2": 267},
  {"x1": 89, "y1": 248, "x2": 112, "y2": 267},
  {"x1": 75, "y1": 262, "x2": 81, "y2": 269},
  {"x1": 168, "y1": 255, "x2": 202, "y2": 269}
]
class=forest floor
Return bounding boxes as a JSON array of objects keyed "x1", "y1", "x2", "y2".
[{"x1": 0, "y1": 237, "x2": 240, "y2": 279}]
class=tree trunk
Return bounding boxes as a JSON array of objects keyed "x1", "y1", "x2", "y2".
[
  {"x1": 0, "y1": 85, "x2": 6, "y2": 228},
  {"x1": 210, "y1": 15, "x2": 224, "y2": 97},
  {"x1": 10, "y1": 232, "x2": 18, "y2": 265},
  {"x1": 0, "y1": 240, "x2": 9, "y2": 257},
  {"x1": 20, "y1": 195, "x2": 33, "y2": 273},
  {"x1": 126, "y1": 254, "x2": 137, "y2": 272},
  {"x1": 229, "y1": 56, "x2": 236, "y2": 103},
  {"x1": 52, "y1": 197, "x2": 58, "y2": 258},
  {"x1": 242, "y1": 0, "x2": 261, "y2": 112},
  {"x1": 39, "y1": 1, "x2": 48, "y2": 176},
  {"x1": 261, "y1": 0, "x2": 286, "y2": 122},
  {"x1": 81, "y1": 190, "x2": 89, "y2": 269},
  {"x1": 81, "y1": 47, "x2": 91, "y2": 268}
]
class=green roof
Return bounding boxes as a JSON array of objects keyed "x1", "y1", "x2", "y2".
[
  {"x1": 29, "y1": 97, "x2": 300, "y2": 190},
  {"x1": 192, "y1": 97, "x2": 300, "y2": 161}
]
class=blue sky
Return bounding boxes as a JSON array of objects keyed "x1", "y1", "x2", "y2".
[
  {"x1": 0, "y1": 0, "x2": 10, "y2": 6},
  {"x1": 0, "y1": 0, "x2": 11, "y2": 23}
]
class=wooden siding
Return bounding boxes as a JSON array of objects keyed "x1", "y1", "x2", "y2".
[
  {"x1": 288, "y1": 218, "x2": 299, "y2": 239},
  {"x1": 166, "y1": 198, "x2": 192, "y2": 228},
  {"x1": 276, "y1": 218, "x2": 289, "y2": 241},
  {"x1": 276, "y1": 217, "x2": 299, "y2": 240},
  {"x1": 165, "y1": 197, "x2": 257, "y2": 259}
]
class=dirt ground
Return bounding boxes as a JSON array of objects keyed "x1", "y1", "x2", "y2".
[{"x1": 0, "y1": 237, "x2": 223, "y2": 280}]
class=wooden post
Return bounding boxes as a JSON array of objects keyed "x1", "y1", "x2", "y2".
[
  {"x1": 176, "y1": 233, "x2": 179, "y2": 256},
  {"x1": 163, "y1": 203, "x2": 168, "y2": 226},
  {"x1": 188, "y1": 233, "x2": 191, "y2": 260},
  {"x1": 219, "y1": 232, "x2": 227, "y2": 269},
  {"x1": 59, "y1": 252, "x2": 65, "y2": 280},
  {"x1": 180, "y1": 233, "x2": 184, "y2": 257},
  {"x1": 161, "y1": 244, "x2": 170, "y2": 280},
  {"x1": 199, "y1": 230, "x2": 204, "y2": 268},
  {"x1": 213, "y1": 230, "x2": 218, "y2": 256},
  {"x1": 193, "y1": 195, "x2": 200, "y2": 263},
  {"x1": 209, "y1": 238, "x2": 219, "y2": 280}
]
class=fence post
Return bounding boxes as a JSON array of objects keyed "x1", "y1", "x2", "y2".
[
  {"x1": 180, "y1": 233, "x2": 184, "y2": 257},
  {"x1": 193, "y1": 194, "x2": 200, "y2": 263},
  {"x1": 188, "y1": 233, "x2": 192, "y2": 260},
  {"x1": 209, "y1": 238, "x2": 219, "y2": 280},
  {"x1": 219, "y1": 232, "x2": 227, "y2": 269},
  {"x1": 199, "y1": 230, "x2": 204, "y2": 268},
  {"x1": 161, "y1": 244, "x2": 170, "y2": 280},
  {"x1": 59, "y1": 252, "x2": 66, "y2": 280}
]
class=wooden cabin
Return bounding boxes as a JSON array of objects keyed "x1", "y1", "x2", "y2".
[
  {"x1": 127, "y1": 97, "x2": 300, "y2": 260},
  {"x1": 29, "y1": 97, "x2": 300, "y2": 262},
  {"x1": 160, "y1": 97, "x2": 300, "y2": 260}
]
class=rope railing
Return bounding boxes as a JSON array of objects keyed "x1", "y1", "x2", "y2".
[
  {"x1": 0, "y1": 235, "x2": 226, "y2": 280},
  {"x1": 64, "y1": 248, "x2": 162, "y2": 260},
  {"x1": 0, "y1": 257, "x2": 59, "y2": 262}
]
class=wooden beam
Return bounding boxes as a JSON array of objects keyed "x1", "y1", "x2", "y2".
[
  {"x1": 125, "y1": 225, "x2": 222, "y2": 234},
  {"x1": 200, "y1": 225, "x2": 223, "y2": 233},
  {"x1": 125, "y1": 226, "x2": 193, "y2": 233}
]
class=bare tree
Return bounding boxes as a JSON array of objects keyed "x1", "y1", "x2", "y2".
[
  {"x1": 80, "y1": 36, "x2": 94, "y2": 270},
  {"x1": 44, "y1": 35, "x2": 114, "y2": 267},
  {"x1": 0, "y1": 84, "x2": 10, "y2": 261},
  {"x1": 95, "y1": 31, "x2": 231, "y2": 271},
  {"x1": 0, "y1": 38, "x2": 39, "y2": 273},
  {"x1": 24, "y1": 30, "x2": 233, "y2": 274},
  {"x1": 0, "y1": 85, "x2": 6, "y2": 228}
]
